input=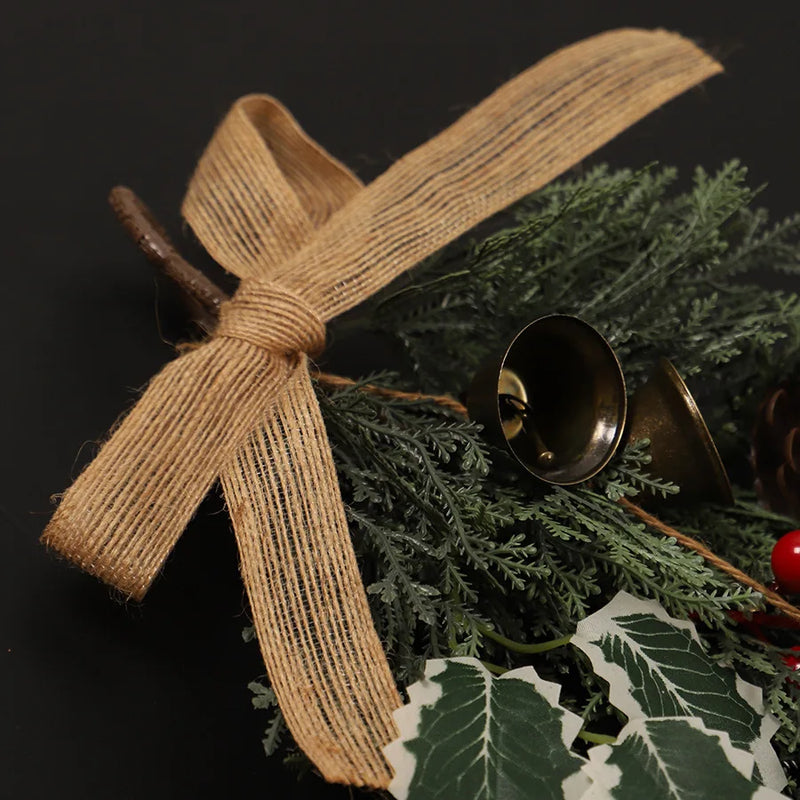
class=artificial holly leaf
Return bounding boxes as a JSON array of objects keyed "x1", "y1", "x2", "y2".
[
  {"x1": 571, "y1": 591, "x2": 785, "y2": 791},
  {"x1": 384, "y1": 657, "x2": 589, "y2": 800},
  {"x1": 579, "y1": 717, "x2": 787, "y2": 799}
]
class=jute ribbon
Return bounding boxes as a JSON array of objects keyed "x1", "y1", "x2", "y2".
[{"x1": 42, "y1": 29, "x2": 721, "y2": 787}]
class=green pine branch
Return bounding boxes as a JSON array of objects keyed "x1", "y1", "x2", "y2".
[{"x1": 243, "y1": 163, "x2": 800, "y2": 791}]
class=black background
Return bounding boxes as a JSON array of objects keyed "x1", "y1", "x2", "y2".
[{"x1": 4, "y1": 3, "x2": 800, "y2": 798}]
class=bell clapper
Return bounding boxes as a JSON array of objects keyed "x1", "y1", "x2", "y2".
[{"x1": 498, "y1": 393, "x2": 556, "y2": 468}]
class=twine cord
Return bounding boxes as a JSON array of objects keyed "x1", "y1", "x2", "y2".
[
  {"x1": 618, "y1": 498, "x2": 800, "y2": 623},
  {"x1": 314, "y1": 372, "x2": 467, "y2": 415}
]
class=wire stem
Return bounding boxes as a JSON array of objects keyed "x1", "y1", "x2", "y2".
[
  {"x1": 479, "y1": 625, "x2": 572, "y2": 654},
  {"x1": 576, "y1": 730, "x2": 617, "y2": 745}
]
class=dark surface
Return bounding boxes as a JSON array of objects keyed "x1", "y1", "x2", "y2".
[{"x1": 4, "y1": 3, "x2": 800, "y2": 798}]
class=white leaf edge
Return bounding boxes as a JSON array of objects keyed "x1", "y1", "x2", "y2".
[
  {"x1": 571, "y1": 591, "x2": 786, "y2": 790},
  {"x1": 749, "y1": 696, "x2": 784, "y2": 791},
  {"x1": 384, "y1": 656, "x2": 589, "y2": 800},
  {"x1": 577, "y1": 717, "x2": 788, "y2": 800},
  {"x1": 384, "y1": 659, "x2": 446, "y2": 800}
]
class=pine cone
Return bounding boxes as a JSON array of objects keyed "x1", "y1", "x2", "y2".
[{"x1": 751, "y1": 384, "x2": 800, "y2": 519}]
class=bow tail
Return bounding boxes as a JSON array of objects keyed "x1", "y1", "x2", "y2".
[
  {"x1": 42, "y1": 338, "x2": 295, "y2": 600},
  {"x1": 220, "y1": 363, "x2": 400, "y2": 788}
]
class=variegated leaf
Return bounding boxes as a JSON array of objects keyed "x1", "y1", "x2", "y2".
[
  {"x1": 384, "y1": 657, "x2": 588, "y2": 800},
  {"x1": 571, "y1": 591, "x2": 785, "y2": 791},
  {"x1": 579, "y1": 717, "x2": 787, "y2": 799}
]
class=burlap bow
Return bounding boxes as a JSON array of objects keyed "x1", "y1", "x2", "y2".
[{"x1": 42, "y1": 29, "x2": 720, "y2": 788}]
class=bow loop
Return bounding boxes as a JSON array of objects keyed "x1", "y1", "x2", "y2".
[
  {"x1": 215, "y1": 280, "x2": 326, "y2": 358},
  {"x1": 182, "y1": 95, "x2": 363, "y2": 282}
]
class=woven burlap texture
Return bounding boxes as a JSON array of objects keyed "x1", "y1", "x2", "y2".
[{"x1": 41, "y1": 29, "x2": 721, "y2": 788}]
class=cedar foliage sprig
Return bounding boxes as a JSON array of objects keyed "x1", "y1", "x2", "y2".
[
  {"x1": 365, "y1": 163, "x2": 800, "y2": 419},
  {"x1": 247, "y1": 163, "x2": 800, "y2": 790}
]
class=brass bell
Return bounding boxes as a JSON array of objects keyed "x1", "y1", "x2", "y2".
[
  {"x1": 467, "y1": 315, "x2": 627, "y2": 485},
  {"x1": 626, "y1": 358, "x2": 733, "y2": 506}
]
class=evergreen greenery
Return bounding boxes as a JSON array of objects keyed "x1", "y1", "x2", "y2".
[{"x1": 247, "y1": 162, "x2": 800, "y2": 793}]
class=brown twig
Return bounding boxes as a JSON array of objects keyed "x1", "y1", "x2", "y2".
[
  {"x1": 110, "y1": 185, "x2": 800, "y2": 624},
  {"x1": 108, "y1": 186, "x2": 227, "y2": 332}
]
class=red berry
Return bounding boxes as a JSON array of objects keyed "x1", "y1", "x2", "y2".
[
  {"x1": 782, "y1": 645, "x2": 800, "y2": 672},
  {"x1": 771, "y1": 530, "x2": 800, "y2": 594}
]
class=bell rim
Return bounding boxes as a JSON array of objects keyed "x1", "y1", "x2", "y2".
[{"x1": 497, "y1": 314, "x2": 628, "y2": 485}]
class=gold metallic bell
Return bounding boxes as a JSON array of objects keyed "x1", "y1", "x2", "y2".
[
  {"x1": 626, "y1": 358, "x2": 733, "y2": 506},
  {"x1": 467, "y1": 315, "x2": 627, "y2": 485}
]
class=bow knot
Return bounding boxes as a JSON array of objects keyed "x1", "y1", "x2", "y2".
[{"x1": 215, "y1": 280, "x2": 325, "y2": 358}]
